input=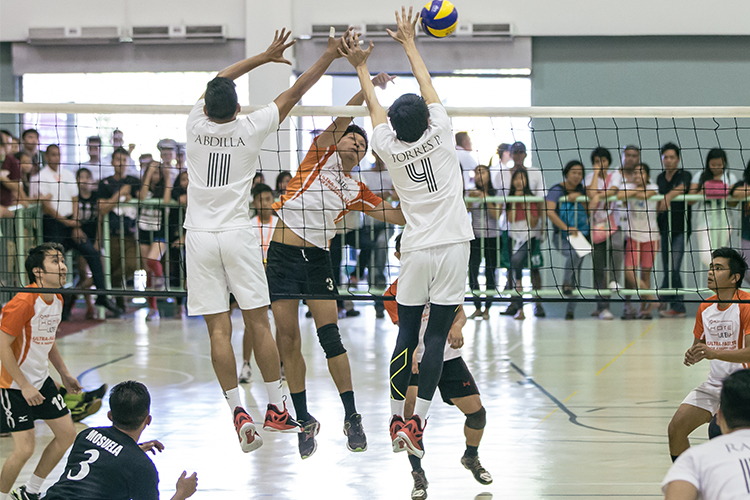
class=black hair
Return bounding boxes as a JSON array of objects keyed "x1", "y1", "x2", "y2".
[
  {"x1": 253, "y1": 172, "x2": 265, "y2": 183},
  {"x1": 660, "y1": 142, "x2": 681, "y2": 158},
  {"x1": 46, "y1": 144, "x2": 59, "y2": 153},
  {"x1": 343, "y1": 124, "x2": 369, "y2": 153},
  {"x1": 720, "y1": 370, "x2": 750, "y2": 430},
  {"x1": 87, "y1": 136, "x2": 101, "y2": 145},
  {"x1": 205, "y1": 77, "x2": 238, "y2": 121},
  {"x1": 25, "y1": 242, "x2": 64, "y2": 284},
  {"x1": 455, "y1": 132, "x2": 470, "y2": 148},
  {"x1": 388, "y1": 93, "x2": 429, "y2": 143},
  {"x1": 251, "y1": 182, "x2": 273, "y2": 199},
  {"x1": 0, "y1": 129, "x2": 13, "y2": 139},
  {"x1": 699, "y1": 148, "x2": 728, "y2": 189},
  {"x1": 711, "y1": 247, "x2": 748, "y2": 289},
  {"x1": 623, "y1": 145, "x2": 640, "y2": 153},
  {"x1": 497, "y1": 143, "x2": 511, "y2": 155},
  {"x1": 13, "y1": 151, "x2": 29, "y2": 162},
  {"x1": 637, "y1": 162, "x2": 651, "y2": 180},
  {"x1": 590, "y1": 147, "x2": 612, "y2": 166},
  {"x1": 275, "y1": 171, "x2": 292, "y2": 193},
  {"x1": 76, "y1": 167, "x2": 92, "y2": 179},
  {"x1": 563, "y1": 160, "x2": 585, "y2": 179},
  {"x1": 509, "y1": 169, "x2": 533, "y2": 197},
  {"x1": 21, "y1": 129, "x2": 38, "y2": 140},
  {"x1": 474, "y1": 165, "x2": 496, "y2": 197},
  {"x1": 112, "y1": 147, "x2": 129, "y2": 159},
  {"x1": 109, "y1": 381, "x2": 151, "y2": 431},
  {"x1": 743, "y1": 159, "x2": 750, "y2": 186},
  {"x1": 395, "y1": 233, "x2": 402, "y2": 253}
]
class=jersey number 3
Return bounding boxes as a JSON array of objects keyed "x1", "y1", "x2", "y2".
[
  {"x1": 67, "y1": 449, "x2": 100, "y2": 481},
  {"x1": 207, "y1": 152, "x2": 232, "y2": 188}
]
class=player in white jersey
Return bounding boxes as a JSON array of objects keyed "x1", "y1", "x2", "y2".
[
  {"x1": 668, "y1": 247, "x2": 750, "y2": 462},
  {"x1": 0, "y1": 243, "x2": 81, "y2": 500},
  {"x1": 340, "y1": 7, "x2": 474, "y2": 459},
  {"x1": 268, "y1": 71, "x2": 404, "y2": 459},
  {"x1": 663, "y1": 369, "x2": 750, "y2": 500},
  {"x1": 184, "y1": 28, "x2": 351, "y2": 452}
]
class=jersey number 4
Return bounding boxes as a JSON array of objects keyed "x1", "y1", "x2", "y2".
[
  {"x1": 207, "y1": 152, "x2": 232, "y2": 188},
  {"x1": 67, "y1": 449, "x2": 100, "y2": 481},
  {"x1": 406, "y1": 158, "x2": 438, "y2": 193}
]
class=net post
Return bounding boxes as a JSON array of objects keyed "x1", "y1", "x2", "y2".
[
  {"x1": 103, "y1": 215, "x2": 112, "y2": 291},
  {"x1": 119, "y1": 213, "x2": 126, "y2": 289},
  {"x1": 163, "y1": 203, "x2": 170, "y2": 293},
  {"x1": 15, "y1": 206, "x2": 26, "y2": 286}
]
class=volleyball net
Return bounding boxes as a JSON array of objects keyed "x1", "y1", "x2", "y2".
[{"x1": 0, "y1": 101, "x2": 748, "y2": 308}]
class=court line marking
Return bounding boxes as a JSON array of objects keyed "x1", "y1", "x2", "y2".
[
  {"x1": 76, "y1": 353, "x2": 134, "y2": 382},
  {"x1": 533, "y1": 390, "x2": 578, "y2": 429},
  {"x1": 595, "y1": 324, "x2": 654, "y2": 376}
]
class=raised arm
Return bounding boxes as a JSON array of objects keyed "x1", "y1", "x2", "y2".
[
  {"x1": 388, "y1": 6, "x2": 440, "y2": 105},
  {"x1": 275, "y1": 29, "x2": 349, "y2": 122},
  {"x1": 340, "y1": 34, "x2": 388, "y2": 127}
]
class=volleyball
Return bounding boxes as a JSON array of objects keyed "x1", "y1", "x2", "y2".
[{"x1": 420, "y1": 0, "x2": 458, "y2": 38}]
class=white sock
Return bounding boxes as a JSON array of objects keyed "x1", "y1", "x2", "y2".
[
  {"x1": 25, "y1": 473, "x2": 45, "y2": 494},
  {"x1": 413, "y1": 397, "x2": 432, "y2": 422},
  {"x1": 264, "y1": 380, "x2": 284, "y2": 410},
  {"x1": 390, "y1": 399, "x2": 405, "y2": 418},
  {"x1": 224, "y1": 387, "x2": 242, "y2": 411}
]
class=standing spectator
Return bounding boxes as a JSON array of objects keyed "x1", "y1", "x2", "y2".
[
  {"x1": 167, "y1": 170, "x2": 188, "y2": 318},
  {"x1": 506, "y1": 169, "x2": 541, "y2": 320},
  {"x1": 274, "y1": 171, "x2": 292, "y2": 198},
  {"x1": 613, "y1": 145, "x2": 641, "y2": 288},
  {"x1": 21, "y1": 129, "x2": 40, "y2": 175},
  {"x1": 69, "y1": 168, "x2": 100, "y2": 320},
  {"x1": 83, "y1": 136, "x2": 112, "y2": 181},
  {"x1": 13, "y1": 151, "x2": 33, "y2": 197},
  {"x1": 657, "y1": 143, "x2": 691, "y2": 318},
  {"x1": 690, "y1": 148, "x2": 738, "y2": 266},
  {"x1": 0, "y1": 133, "x2": 26, "y2": 208},
  {"x1": 138, "y1": 153, "x2": 154, "y2": 173},
  {"x1": 730, "y1": 161, "x2": 750, "y2": 284},
  {"x1": 495, "y1": 142, "x2": 546, "y2": 317},
  {"x1": 585, "y1": 147, "x2": 622, "y2": 320},
  {"x1": 103, "y1": 129, "x2": 137, "y2": 177},
  {"x1": 455, "y1": 132, "x2": 478, "y2": 191},
  {"x1": 138, "y1": 161, "x2": 173, "y2": 321},
  {"x1": 488, "y1": 143, "x2": 511, "y2": 185},
  {"x1": 252, "y1": 172, "x2": 265, "y2": 188},
  {"x1": 546, "y1": 160, "x2": 589, "y2": 320},
  {"x1": 30, "y1": 144, "x2": 120, "y2": 316},
  {"x1": 157, "y1": 139, "x2": 176, "y2": 168},
  {"x1": 618, "y1": 163, "x2": 659, "y2": 319},
  {"x1": 467, "y1": 165, "x2": 500, "y2": 320}
]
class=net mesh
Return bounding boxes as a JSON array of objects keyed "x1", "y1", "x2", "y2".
[{"x1": 0, "y1": 102, "x2": 748, "y2": 308}]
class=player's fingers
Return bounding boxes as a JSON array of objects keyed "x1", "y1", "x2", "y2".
[
  {"x1": 365, "y1": 41, "x2": 374, "y2": 55},
  {"x1": 386, "y1": 29, "x2": 396, "y2": 38},
  {"x1": 180, "y1": 471, "x2": 187, "y2": 480},
  {"x1": 337, "y1": 48, "x2": 347, "y2": 58}
]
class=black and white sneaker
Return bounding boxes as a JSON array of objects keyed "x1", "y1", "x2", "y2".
[
  {"x1": 343, "y1": 413, "x2": 367, "y2": 452},
  {"x1": 461, "y1": 455, "x2": 493, "y2": 485},
  {"x1": 411, "y1": 469, "x2": 428, "y2": 500},
  {"x1": 11, "y1": 486, "x2": 41, "y2": 500},
  {"x1": 298, "y1": 415, "x2": 320, "y2": 459}
]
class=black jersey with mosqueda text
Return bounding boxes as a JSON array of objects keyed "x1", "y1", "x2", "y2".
[{"x1": 43, "y1": 426, "x2": 159, "y2": 500}]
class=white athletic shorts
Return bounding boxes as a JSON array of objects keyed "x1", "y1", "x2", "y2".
[
  {"x1": 397, "y1": 241, "x2": 470, "y2": 306},
  {"x1": 681, "y1": 380, "x2": 722, "y2": 415},
  {"x1": 186, "y1": 228, "x2": 270, "y2": 316}
]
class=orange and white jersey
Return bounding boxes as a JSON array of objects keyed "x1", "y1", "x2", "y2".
[
  {"x1": 273, "y1": 139, "x2": 382, "y2": 249},
  {"x1": 694, "y1": 289, "x2": 750, "y2": 384},
  {"x1": 0, "y1": 285, "x2": 63, "y2": 390},
  {"x1": 252, "y1": 214, "x2": 278, "y2": 262}
]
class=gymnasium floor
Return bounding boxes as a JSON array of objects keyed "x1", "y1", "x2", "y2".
[{"x1": 0, "y1": 301, "x2": 707, "y2": 499}]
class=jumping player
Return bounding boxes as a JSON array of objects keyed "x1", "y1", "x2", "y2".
[
  {"x1": 668, "y1": 247, "x2": 750, "y2": 461},
  {"x1": 185, "y1": 28, "x2": 349, "y2": 452},
  {"x1": 340, "y1": 8, "x2": 474, "y2": 458},
  {"x1": 268, "y1": 71, "x2": 404, "y2": 459},
  {"x1": 384, "y1": 235, "x2": 492, "y2": 500},
  {"x1": 0, "y1": 243, "x2": 81, "y2": 500},
  {"x1": 43, "y1": 381, "x2": 197, "y2": 500}
]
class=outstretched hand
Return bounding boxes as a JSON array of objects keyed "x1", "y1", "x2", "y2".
[
  {"x1": 372, "y1": 72, "x2": 396, "y2": 90},
  {"x1": 327, "y1": 27, "x2": 354, "y2": 59},
  {"x1": 139, "y1": 440, "x2": 165, "y2": 455},
  {"x1": 338, "y1": 32, "x2": 374, "y2": 68},
  {"x1": 264, "y1": 28, "x2": 295, "y2": 65},
  {"x1": 387, "y1": 5, "x2": 419, "y2": 45}
]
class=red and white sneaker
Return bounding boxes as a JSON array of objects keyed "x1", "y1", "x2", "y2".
[
  {"x1": 263, "y1": 403, "x2": 302, "y2": 433},
  {"x1": 389, "y1": 415, "x2": 406, "y2": 453},
  {"x1": 233, "y1": 407, "x2": 263, "y2": 453},
  {"x1": 397, "y1": 415, "x2": 426, "y2": 458}
]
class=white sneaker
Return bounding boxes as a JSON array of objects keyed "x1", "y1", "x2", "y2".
[
  {"x1": 239, "y1": 361, "x2": 252, "y2": 384},
  {"x1": 599, "y1": 309, "x2": 614, "y2": 320},
  {"x1": 608, "y1": 280, "x2": 620, "y2": 291}
]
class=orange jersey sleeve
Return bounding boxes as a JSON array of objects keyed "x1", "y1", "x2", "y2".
[
  {"x1": 273, "y1": 136, "x2": 335, "y2": 211},
  {"x1": 1, "y1": 293, "x2": 36, "y2": 338},
  {"x1": 384, "y1": 281, "x2": 398, "y2": 325},
  {"x1": 737, "y1": 291, "x2": 750, "y2": 346},
  {"x1": 346, "y1": 182, "x2": 383, "y2": 213},
  {"x1": 693, "y1": 297, "x2": 714, "y2": 340}
]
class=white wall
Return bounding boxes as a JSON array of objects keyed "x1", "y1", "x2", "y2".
[{"x1": 4, "y1": 0, "x2": 750, "y2": 41}]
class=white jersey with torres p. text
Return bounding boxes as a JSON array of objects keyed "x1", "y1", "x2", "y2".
[
  {"x1": 371, "y1": 103, "x2": 473, "y2": 253},
  {"x1": 185, "y1": 98, "x2": 279, "y2": 231}
]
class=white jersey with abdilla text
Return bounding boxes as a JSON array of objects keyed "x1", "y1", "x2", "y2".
[
  {"x1": 184, "y1": 98, "x2": 279, "y2": 231},
  {"x1": 372, "y1": 103, "x2": 473, "y2": 252}
]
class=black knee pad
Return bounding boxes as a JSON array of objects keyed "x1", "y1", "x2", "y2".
[
  {"x1": 465, "y1": 406, "x2": 486, "y2": 430},
  {"x1": 317, "y1": 323, "x2": 347, "y2": 359},
  {"x1": 708, "y1": 414, "x2": 723, "y2": 439}
]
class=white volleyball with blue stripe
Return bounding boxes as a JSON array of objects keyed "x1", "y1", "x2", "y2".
[{"x1": 420, "y1": 0, "x2": 458, "y2": 38}]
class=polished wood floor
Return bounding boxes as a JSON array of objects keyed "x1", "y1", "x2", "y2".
[{"x1": 0, "y1": 301, "x2": 708, "y2": 499}]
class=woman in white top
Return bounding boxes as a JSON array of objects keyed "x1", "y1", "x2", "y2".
[{"x1": 689, "y1": 148, "x2": 738, "y2": 266}]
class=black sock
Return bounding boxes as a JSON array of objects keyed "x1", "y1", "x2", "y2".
[
  {"x1": 670, "y1": 454, "x2": 679, "y2": 463},
  {"x1": 408, "y1": 454, "x2": 422, "y2": 472},
  {"x1": 340, "y1": 390, "x2": 356, "y2": 420},
  {"x1": 291, "y1": 391, "x2": 310, "y2": 422},
  {"x1": 464, "y1": 445, "x2": 479, "y2": 458}
]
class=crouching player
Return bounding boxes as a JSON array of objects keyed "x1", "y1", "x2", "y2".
[
  {"x1": 0, "y1": 243, "x2": 81, "y2": 500},
  {"x1": 384, "y1": 234, "x2": 492, "y2": 500}
]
